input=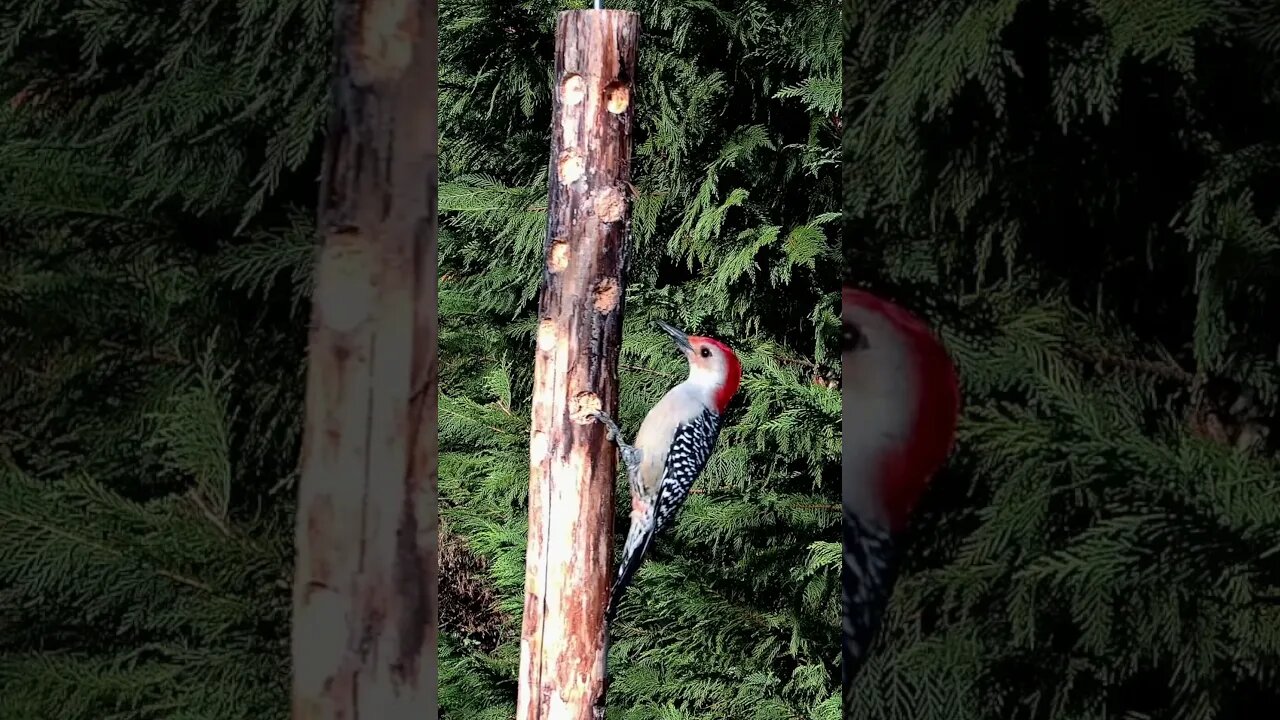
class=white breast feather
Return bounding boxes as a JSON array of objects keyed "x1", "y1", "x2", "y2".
[{"x1": 843, "y1": 308, "x2": 919, "y2": 528}]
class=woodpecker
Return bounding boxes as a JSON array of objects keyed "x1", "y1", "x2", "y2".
[
  {"x1": 842, "y1": 287, "x2": 960, "y2": 698},
  {"x1": 592, "y1": 320, "x2": 742, "y2": 623}
]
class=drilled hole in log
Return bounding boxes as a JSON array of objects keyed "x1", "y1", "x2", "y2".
[
  {"x1": 562, "y1": 74, "x2": 586, "y2": 106},
  {"x1": 570, "y1": 392, "x2": 602, "y2": 424},
  {"x1": 558, "y1": 150, "x2": 585, "y2": 184},
  {"x1": 593, "y1": 187, "x2": 624, "y2": 223},
  {"x1": 357, "y1": 0, "x2": 416, "y2": 80},
  {"x1": 537, "y1": 319, "x2": 558, "y2": 352},
  {"x1": 548, "y1": 240, "x2": 570, "y2": 271},
  {"x1": 593, "y1": 278, "x2": 620, "y2": 313},
  {"x1": 604, "y1": 81, "x2": 630, "y2": 114}
]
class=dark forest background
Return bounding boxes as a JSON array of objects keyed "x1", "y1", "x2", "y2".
[{"x1": 844, "y1": 1, "x2": 1280, "y2": 719}]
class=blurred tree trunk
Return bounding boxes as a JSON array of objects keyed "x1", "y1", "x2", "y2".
[{"x1": 291, "y1": 0, "x2": 439, "y2": 718}]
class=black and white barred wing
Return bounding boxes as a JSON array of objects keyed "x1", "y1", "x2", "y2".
[
  {"x1": 842, "y1": 509, "x2": 898, "y2": 698},
  {"x1": 606, "y1": 406, "x2": 723, "y2": 623},
  {"x1": 651, "y1": 406, "x2": 722, "y2": 535}
]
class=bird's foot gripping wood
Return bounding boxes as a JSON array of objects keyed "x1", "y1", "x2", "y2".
[
  {"x1": 591, "y1": 411, "x2": 641, "y2": 469},
  {"x1": 591, "y1": 410, "x2": 626, "y2": 443}
]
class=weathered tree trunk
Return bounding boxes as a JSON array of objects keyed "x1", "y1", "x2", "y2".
[
  {"x1": 291, "y1": 0, "x2": 438, "y2": 718},
  {"x1": 516, "y1": 9, "x2": 640, "y2": 720}
]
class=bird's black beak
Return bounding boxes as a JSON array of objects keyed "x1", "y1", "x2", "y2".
[{"x1": 656, "y1": 320, "x2": 693, "y2": 353}]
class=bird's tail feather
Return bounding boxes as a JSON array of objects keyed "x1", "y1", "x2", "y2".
[{"x1": 605, "y1": 525, "x2": 654, "y2": 624}]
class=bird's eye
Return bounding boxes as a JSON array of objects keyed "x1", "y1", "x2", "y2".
[
  {"x1": 843, "y1": 322, "x2": 864, "y2": 351},
  {"x1": 700, "y1": 347, "x2": 712, "y2": 358}
]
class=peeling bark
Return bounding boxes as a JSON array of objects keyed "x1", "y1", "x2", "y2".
[
  {"x1": 517, "y1": 9, "x2": 640, "y2": 720},
  {"x1": 292, "y1": 1, "x2": 438, "y2": 718}
]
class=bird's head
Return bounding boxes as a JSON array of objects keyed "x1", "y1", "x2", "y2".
[
  {"x1": 658, "y1": 320, "x2": 742, "y2": 414},
  {"x1": 842, "y1": 288, "x2": 959, "y2": 533}
]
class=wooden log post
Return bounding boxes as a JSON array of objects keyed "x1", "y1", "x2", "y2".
[
  {"x1": 517, "y1": 9, "x2": 640, "y2": 720},
  {"x1": 291, "y1": 0, "x2": 438, "y2": 718}
]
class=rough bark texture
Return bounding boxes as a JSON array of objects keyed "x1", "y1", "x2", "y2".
[
  {"x1": 291, "y1": 0, "x2": 439, "y2": 718},
  {"x1": 516, "y1": 10, "x2": 639, "y2": 720}
]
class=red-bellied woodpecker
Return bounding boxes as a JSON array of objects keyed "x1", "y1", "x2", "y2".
[
  {"x1": 592, "y1": 320, "x2": 743, "y2": 623},
  {"x1": 842, "y1": 287, "x2": 960, "y2": 695}
]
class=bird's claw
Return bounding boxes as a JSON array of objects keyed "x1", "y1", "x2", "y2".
[
  {"x1": 591, "y1": 411, "x2": 623, "y2": 442},
  {"x1": 592, "y1": 411, "x2": 640, "y2": 470},
  {"x1": 620, "y1": 446, "x2": 641, "y2": 471}
]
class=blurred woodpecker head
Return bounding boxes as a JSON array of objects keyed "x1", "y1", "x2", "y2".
[
  {"x1": 842, "y1": 288, "x2": 959, "y2": 533},
  {"x1": 658, "y1": 320, "x2": 742, "y2": 414}
]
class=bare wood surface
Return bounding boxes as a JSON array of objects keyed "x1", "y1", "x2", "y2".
[
  {"x1": 517, "y1": 9, "x2": 640, "y2": 720},
  {"x1": 291, "y1": 0, "x2": 439, "y2": 718}
]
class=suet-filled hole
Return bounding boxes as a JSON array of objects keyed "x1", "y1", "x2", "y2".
[
  {"x1": 558, "y1": 150, "x2": 585, "y2": 184},
  {"x1": 562, "y1": 74, "x2": 586, "y2": 106},
  {"x1": 593, "y1": 187, "x2": 624, "y2": 223},
  {"x1": 537, "y1": 319, "x2": 558, "y2": 352},
  {"x1": 604, "y1": 81, "x2": 630, "y2": 114},
  {"x1": 593, "y1": 278, "x2": 620, "y2": 313},
  {"x1": 356, "y1": 0, "x2": 415, "y2": 80},
  {"x1": 570, "y1": 392, "x2": 602, "y2": 424},
  {"x1": 548, "y1": 240, "x2": 570, "y2": 271}
]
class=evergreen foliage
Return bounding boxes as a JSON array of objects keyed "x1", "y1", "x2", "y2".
[
  {"x1": 1, "y1": 2, "x2": 841, "y2": 719},
  {"x1": 845, "y1": 1, "x2": 1280, "y2": 718}
]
